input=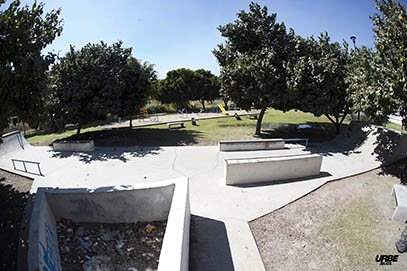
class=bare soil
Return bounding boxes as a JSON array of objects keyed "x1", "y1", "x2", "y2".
[
  {"x1": 0, "y1": 169, "x2": 33, "y2": 270},
  {"x1": 250, "y1": 164, "x2": 407, "y2": 271},
  {"x1": 57, "y1": 220, "x2": 166, "y2": 271}
]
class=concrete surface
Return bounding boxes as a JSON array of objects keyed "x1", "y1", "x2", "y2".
[
  {"x1": 392, "y1": 184, "x2": 407, "y2": 221},
  {"x1": 225, "y1": 154, "x2": 322, "y2": 185},
  {"x1": 0, "y1": 130, "x2": 30, "y2": 158},
  {"x1": 2, "y1": 124, "x2": 407, "y2": 270},
  {"x1": 219, "y1": 139, "x2": 285, "y2": 151},
  {"x1": 27, "y1": 178, "x2": 190, "y2": 271},
  {"x1": 53, "y1": 140, "x2": 95, "y2": 152}
]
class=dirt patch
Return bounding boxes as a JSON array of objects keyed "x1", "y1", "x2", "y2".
[
  {"x1": 0, "y1": 169, "x2": 33, "y2": 270},
  {"x1": 57, "y1": 220, "x2": 166, "y2": 271},
  {"x1": 250, "y1": 168, "x2": 407, "y2": 271}
]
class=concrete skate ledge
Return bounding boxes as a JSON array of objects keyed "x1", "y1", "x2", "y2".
[
  {"x1": 225, "y1": 154, "x2": 322, "y2": 185},
  {"x1": 392, "y1": 184, "x2": 407, "y2": 221},
  {"x1": 219, "y1": 139, "x2": 285, "y2": 151},
  {"x1": 53, "y1": 140, "x2": 95, "y2": 152},
  {"x1": 27, "y1": 178, "x2": 190, "y2": 271}
]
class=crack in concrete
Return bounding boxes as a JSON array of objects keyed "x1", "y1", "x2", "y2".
[{"x1": 170, "y1": 148, "x2": 187, "y2": 177}]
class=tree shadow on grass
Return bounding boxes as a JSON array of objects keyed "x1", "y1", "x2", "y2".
[{"x1": 49, "y1": 127, "x2": 202, "y2": 163}]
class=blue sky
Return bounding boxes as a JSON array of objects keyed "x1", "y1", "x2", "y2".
[{"x1": 9, "y1": 0, "x2": 407, "y2": 78}]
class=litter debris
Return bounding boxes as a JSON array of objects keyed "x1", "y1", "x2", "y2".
[
  {"x1": 144, "y1": 224, "x2": 156, "y2": 233},
  {"x1": 57, "y1": 220, "x2": 166, "y2": 271}
]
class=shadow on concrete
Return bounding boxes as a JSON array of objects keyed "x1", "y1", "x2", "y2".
[
  {"x1": 50, "y1": 146, "x2": 162, "y2": 164},
  {"x1": 62, "y1": 127, "x2": 202, "y2": 147},
  {"x1": 302, "y1": 121, "x2": 372, "y2": 157},
  {"x1": 373, "y1": 128, "x2": 407, "y2": 165},
  {"x1": 229, "y1": 172, "x2": 332, "y2": 188},
  {"x1": 260, "y1": 122, "x2": 341, "y2": 142},
  {"x1": 189, "y1": 215, "x2": 234, "y2": 271}
]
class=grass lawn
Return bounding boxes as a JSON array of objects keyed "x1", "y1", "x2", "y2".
[{"x1": 26, "y1": 109, "x2": 347, "y2": 146}]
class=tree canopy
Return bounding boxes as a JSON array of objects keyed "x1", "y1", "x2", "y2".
[
  {"x1": 156, "y1": 68, "x2": 219, "y2": 110},
  {"x1": 368, "y1": 0, "x2": 407, "y2": 126},
  {"x1": 0, "y1": 0, "x2": 62, "y2": 131},
  {"x1": 50, "y1": 41, "x2": 154, "y2": 134},
  {"x1": 289, "y1": 33, "x2": 351, "y2": 134},
  {"x1": 213, "y1": 2, "x2": 296, "y2": 135}
]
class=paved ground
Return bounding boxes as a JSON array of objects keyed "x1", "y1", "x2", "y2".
[
  {"x1": 101, "y1": 110, "x2": 256, "y2": 129},
  {"x1": 0, "y1": 123, "x2": 405, "y2": 270}
]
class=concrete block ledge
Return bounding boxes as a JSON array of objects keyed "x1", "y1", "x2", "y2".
[
  {"x1": 27, "y1": 178, "x2": 190, "y2": 271},
  {"x1": 219, "y1": 139, "x2": 285, "y2": 151},
  {"x1": 392, "y1": 184, "x2": 407, "y2": 221},
  {"x1": 225, "y1": 154, "x2": 322, "y2": 185},
  {"x1": 53, "y1": 140, "x2": 95, "y2": 152}
]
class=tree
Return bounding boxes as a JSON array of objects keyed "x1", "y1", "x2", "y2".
[
  {"x1": 365, "y1": 0, "x2": 407, "y2": 127},
  {"x1": 345, "y1": 46, "x2": 387, "y2": 123},
  {"x1": 191, "y1": 69, "x2": 219, "y2": 111},
  {"x1": 289, "y1": 33, "x2": 351, "y2": 134},
  {"x1": 156, "y1": 68, "x2": 219, "y2": 110},
  {"x1": 0, "y1": 0, "x2": 62, "y2": 132},
  {"x1": 118, "y1": 57, "x2": 156, "y2": 127},
  {"x1": 213, "y1": 2, "x2": 296, "y2": 135},
  {"x1": 51, "y1": 41, "x2": 148, "y2": 134},
  {"x1": 156, "y1": 68, "x2": 195, "y2": 109}
]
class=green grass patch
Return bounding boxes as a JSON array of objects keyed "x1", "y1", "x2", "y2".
[
  {"x1": 385, "y1": 121, "x2": 406, "y2": 133},
  {"x1": 315, "y1": 194, "x2": 386, "y2": 270},
  {"x1": 25, "y1": 109, "x2": 344, "y2": 146}
]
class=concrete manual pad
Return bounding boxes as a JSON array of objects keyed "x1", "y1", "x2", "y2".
[{"x1": 1, "y1": 125, "x2": 404, "y2": 270}]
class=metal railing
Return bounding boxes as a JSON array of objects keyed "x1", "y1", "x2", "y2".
[
  {"x1": 11, "y1": 159, "x2": 43, "y2": 176},
  {"x1": 283, "y1": 138, "x2": 309, "y2": 147}
]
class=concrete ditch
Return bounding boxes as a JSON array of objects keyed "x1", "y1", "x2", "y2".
[{"x1": 27, "y1": 177, "x2": 190, "y2": 271}]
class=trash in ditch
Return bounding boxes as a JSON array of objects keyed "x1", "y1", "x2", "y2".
[
  {"x1": 57, "y1": 220, "x2": 166, "y2": 271},
  {"x1": 60, "y1": 217, "x2": 72, "y2": 226},
  {"x1": 144, "y1": 224, "x2": 155, "y2": 233},
  {"x1": 78, "y1": 237, "x2": 90, "y2": 252}
]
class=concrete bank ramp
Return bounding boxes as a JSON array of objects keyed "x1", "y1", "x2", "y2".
[{"x1": 0, "y1": 130, "x2": 30, "y2": 158}]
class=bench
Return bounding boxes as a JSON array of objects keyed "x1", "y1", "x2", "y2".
[
  {"x1": 392, "y1": 184, "x2": 407, "y2": 221},
  {"x1": 224, "y1": 154, "x2": 323, "y2": 185},
  {"x1": 167, "y1": 122, "x2": 185, "y2": 129},
  {"x1": 219, "y1": 139, "x2": 285, "y2": 151}
]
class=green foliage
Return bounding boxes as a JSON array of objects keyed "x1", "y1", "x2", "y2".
[
  {"x1": 156, "y1": 68, "x2": 219, "y2": 110},
  {"x1": 213, "y1": 2, "x2": 297, "y2": 134},
  {"x1": 289, "y1": 33, "x2": 351, "y2": 134},
  {"x1": 368, "y1": 0, "x2": 407, "y2": 126},
  {"x1": 0, "y1": 0, "x2": 63, "y2": 131},
  {"x1": 50, "y1": 41, "x2": 155, "y2": 133}
]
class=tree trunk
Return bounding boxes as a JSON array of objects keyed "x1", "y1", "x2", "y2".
[
  {"x1": 130, "y1": 118, "x2": 133, "y2": 128},
  {"x1": 223, "y1": 99, "x2": 229, "y2": 110},
  {"x1": 201, "y1": 100, "x2": 206, "y2": 111},
  {"x1": 325, "y1": 114, "x2": 347, "y2": 135},
  {"x1": 76, "y1": 124, "x2": 82, "y2": 135},
  {"x1": 255, "y1": 107, "x2": 267, "y2": 135},
  {"x1": 22, "y1": 121, "x2": 26, "y2": 136}
]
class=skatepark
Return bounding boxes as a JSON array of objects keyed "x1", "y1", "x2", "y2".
[{"x1": 1, "y1": 116, "x2": 407, "y2": 270}]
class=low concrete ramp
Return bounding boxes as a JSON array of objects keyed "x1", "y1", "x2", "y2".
[{"x1": 0, "y1": 130, "x2": 30, "y2": 158}]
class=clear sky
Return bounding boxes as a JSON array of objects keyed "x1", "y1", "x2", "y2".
[{"x1": 8, "y1": 0, "x2": 407, "y2": 78}]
